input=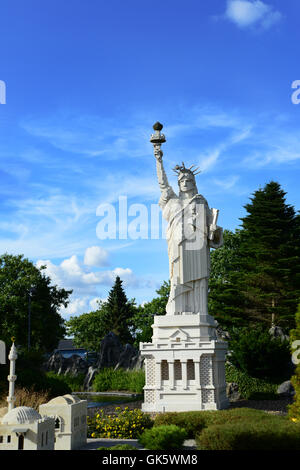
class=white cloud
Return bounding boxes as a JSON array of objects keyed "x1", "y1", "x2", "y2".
[
  {"x1": 21, "y1": 113, "x2": 150, "y2": 160},
  {"x1": 84, "y1": 246, "x2": 109, "y2": 267},
  {"x1": 60, "y1": 297, "x2": 90, "y2": 317},
  {"x1": 196, "y1": 126, "x2": 252, "y2": 173},
  {"x1": 36, "y1": 255, "x2": 154, "y2": 319},
  {"x1": 89, "y1": 296, "x2": 106, "y2": 310},
  {"x1": 213, "y1": 175, "x2": 240, "y2": 190},
  {"x1": 224, "y1": 0, "x2": 282, "y2": 29},
  {"x1": 36, "y1": 255, "x2": 140, "y2": 297}
]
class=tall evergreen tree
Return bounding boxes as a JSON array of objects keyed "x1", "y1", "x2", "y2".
[
  {"x1": 238, "y1": 181, "x2": 300, "y2": 329},
  {"x1": 209, "y1": 230, "x2": 247, "y2": 328},
  {"x1": 209, "y1": 182, "x2": 300, "y2": 331},
  {"x1": 100, "y1": 276, "x2": 136, "y2": 344}
]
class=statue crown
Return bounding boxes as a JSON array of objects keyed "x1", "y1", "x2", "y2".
[{"x1": 173, "y1": 162, "x2": 201, "y2": 177}]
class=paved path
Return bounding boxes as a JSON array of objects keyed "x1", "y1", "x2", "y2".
[{"x1": 77, "y1": 438, "x2": 197, "y2": 451}]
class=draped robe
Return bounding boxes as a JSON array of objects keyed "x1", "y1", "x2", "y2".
[{"x1": 159, "y1": 190, "x2": 222, "y2": 316}]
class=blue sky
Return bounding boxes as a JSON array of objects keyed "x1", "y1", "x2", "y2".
[{"x1": 1, "y1": 0, "x2": 300, "y2": 319}]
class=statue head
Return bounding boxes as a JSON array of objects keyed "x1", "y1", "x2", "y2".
[{"x1": 173, "y1": 163, "x2": 200, "y2": 198}]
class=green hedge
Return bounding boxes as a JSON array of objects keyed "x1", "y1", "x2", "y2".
[
  {"x1": 154, "y1": 409, "x2": 300, "y2": 450},
  {"x1": 153, "y1": 411, "x2": 207, "y2": 438},
  {"x1": 196, "y1": 419, "x2": 300, "y2": 450},
  {"x1": 45, "y1": 372, "x2": 85, "y2": 393},
  {"x1": 153, "y1": 408, "x2": 269, "y2": 438},
  {"x1": 139, "y1": 425, "x2": 188, "y2": 450},
  {"x1": 225, "y1": 362, "x2": 279, "y2": 399},
  {"x1": 97, "y1": 444, "x2": 137, "y2": 450},
  {"x1": 92, "y1": 368, "x2": 145, "y2": 394}
]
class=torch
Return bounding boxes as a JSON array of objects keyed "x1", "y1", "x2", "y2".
[{"x1": 150, "y1": 121, "x2": 166, "y2": 158}]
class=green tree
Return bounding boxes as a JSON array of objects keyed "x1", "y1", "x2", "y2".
[
  {"x1": 238, "y1": 181, "x2": 300, "y2": 329},
  {"x1": 66, "y1": 276, "x2": 136, "y2": 349},
  {"x1": 209, "y1": 230, "x2": 246, "y2": 329},
  {"x1": 102, "y1": 276, "x2": 136, "y2": 344},
  {"x1": 228, "y1": 325, "x2": 291, "y2": 381},
  {"x1": 209, "y1": 182, "x2": 300, "y2": 331},
  {"x1": 131, "y1": 280, "x2": 170, "y2": 348},
  {"x1": 0, "y1": 253, "x2": 71, "y2": 353},
  {"x1": 65, "y1": 302, "x2": 108, "y2": 352}
]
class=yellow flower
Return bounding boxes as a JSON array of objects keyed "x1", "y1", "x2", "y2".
[{"x1": 291, "y1": 418, "x2": 298, "y2": 423}]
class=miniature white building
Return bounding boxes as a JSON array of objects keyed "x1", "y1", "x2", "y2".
[
  {"x1": 140, "y1": 314, "x2": 228, "y2": 412},
  {"x1": 0, "y1": 340, "x2": 5, "y2": 364},
  {"x1": 0, "y1": 406, "x2": 55, "y2": 450},
  {"x1": 39, "y1": 394, "x2": 87, "y2": 450},
  {"x1": 0, "y1": 341, "x2": 87, "y2": 451}
]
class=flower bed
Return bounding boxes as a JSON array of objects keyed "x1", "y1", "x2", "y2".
[{"x1": 87, "y1": 406, "x2": 153, "y2": 439}]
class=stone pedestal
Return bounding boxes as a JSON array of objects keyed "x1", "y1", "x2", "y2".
[{"x1": 139, "y1": 313, "x2": 229, "y2": 413}]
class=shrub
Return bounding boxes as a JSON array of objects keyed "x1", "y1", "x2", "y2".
[
  {"x1": 92, "y1": 368, "x2": 116, "y2": 392},
  {"x1": 154, "y1": 408, "x2": 270, "y2": 438},
  {"x1": 196, "y1": 419, "x2": 300, "y2": 450},
  {"x1": 225, "y1": 362, "x2": 279, "y2": 399},
  {"x1": 44, "y1": 372, "x2": 72, "y2": 397},
  {"x1": 138, "y1": 424, "x2": 188, "y2": 450},
  {"x1": 87, "y1": 406, "x2": 153, "y2": 439},
  {"x1": 92, "y1": 368, "x2": 145, "y2": 394},
  {"x1": 228, "y1": 325, "x2": 291, "y2": 381},
  {"x1": 153, "y1": 412, "x2": 207, "y2": 438},
  {"x1": 97, "y1": 444, "x2": 137, "y2": 450},
  {"x1": 57, "y1": 372, "x2": 85, "y2": 392},
  {"x1": 288, "y1": 303, "x2": 300, "y2": 422}
]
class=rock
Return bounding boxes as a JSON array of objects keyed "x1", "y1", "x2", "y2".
[
  {"x1": 82, "y1": 332, "x2": 144, "y2": 390},
  {"x1": 83, "y1": 366, "x2": 99, "y2": 391},
  {"x1": 44, "y1": 352, "x2": 89, "y2": 376},
  {"x1": 269, "y1": 326, "x2": 289, "y2": 342},
  {"x1": 226, "y1": 382, "x2": 241, "y2": 401},
  {"x1": 277, "y1": 380, "x2": 295, "y2": 397},
  {"x1": 46, "y1": 332, "x2": 144, "y2": 390},
  {"x1": 115, "y1": 343, "x2": 140, "y2": 370},
  {"x1": 96, "y1": 332, "x2": 124, "y2": 369},
  {"x1": 62, "y1": 355, "x2": 89, "y2": 376},
  {"x1": 215, "y1": 324, "x2": 230, "y2": 341}
]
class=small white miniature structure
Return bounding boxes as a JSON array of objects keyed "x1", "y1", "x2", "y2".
[
  {"x1": 0, "y1": 406, "x2": 55, "y2": 450},
  {"x1": 0, "y1": 342, "x2": 55, "y2": 450},
  {"x1": 0, "y1": 341, "x2": 87, "y2": 450},
  {"x1": 0, "y1": 340, "x2": 5, "y2": 364},
  {"x1": 39, "y1": 394, "x2": 87, "y2": 450},
  {"x1": 7, "y1": 342, "x2": 17, "y2": 412}
]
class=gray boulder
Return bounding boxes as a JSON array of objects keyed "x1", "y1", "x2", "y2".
[
  {"x1": 269, "y1": 325, "x2": 289, "y2": 342},
  {"x1": 96, "y1": 332, "x2": 125, "y2": 369},
  {"x1": 83, "y1": 366, "x2": 99, "y2": 391},
  {"x1": 216, "y1": 325, "x2": 230, "y2": 341},
  {"x1": 226, "y1": 382, "x2": 241, "y2": 401},
  {"x1": 44, "y1": 352, "x2": 89, "y2": 376},
  {"x1": 277, "y1": 380, "x2": 295, "y2": 397},
  {"x1": 83, "y1": 332, "x2": 144, "y2": 390}
]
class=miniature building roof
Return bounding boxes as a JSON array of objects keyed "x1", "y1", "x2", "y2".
[
  {"x1": 46, "y1": 394, "x2": 81, "y2": 405},
  {"x1": 1, "y1": 406, "x2": 42, "y2": 425}
]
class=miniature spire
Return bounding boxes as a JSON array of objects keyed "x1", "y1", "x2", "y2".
[{"x1": 7, "y1": 340, "x2": 18, "y2": 412}]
